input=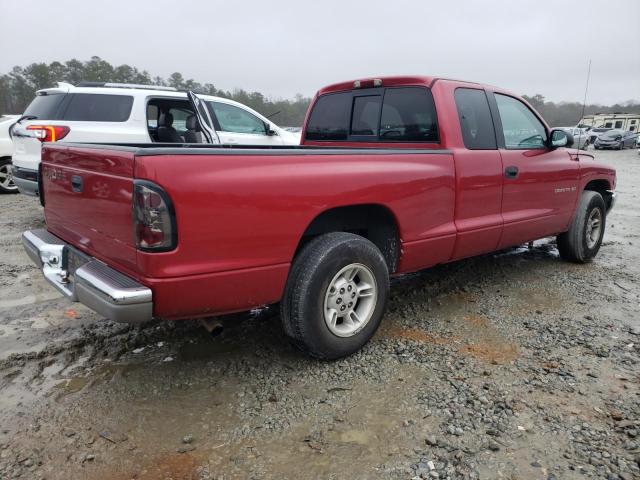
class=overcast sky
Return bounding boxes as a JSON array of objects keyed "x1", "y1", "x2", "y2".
[{"x1": 1, "y1": 0, "x2": 638, "y2": 105}]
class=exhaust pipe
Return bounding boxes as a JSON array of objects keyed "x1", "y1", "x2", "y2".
[{"x1": 200, "y1": 318, "x2": 224, "y2": 337}]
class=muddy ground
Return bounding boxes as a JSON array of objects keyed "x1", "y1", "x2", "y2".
[{"x1": 0, "y1": 149, "x2": 639, "y2": 480}]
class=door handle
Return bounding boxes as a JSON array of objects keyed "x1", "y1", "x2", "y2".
[
  {"x1": 504, "y1": 166, "x2": 519, "y2": 179},
  {"x1": 71, "y1": 175, "x2": 83, "y2": 192}
]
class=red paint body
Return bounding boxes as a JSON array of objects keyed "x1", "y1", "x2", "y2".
[{"x1": 41, "y1": 76, "x2": 616, "y2": 320}]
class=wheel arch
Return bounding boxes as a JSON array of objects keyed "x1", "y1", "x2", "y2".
[
  {"x1": 294, "y1": 204, "x2": 401, "y2": 273},
  {"x1": 584, "y1": 178, "x2": 614, "y2": 211}
]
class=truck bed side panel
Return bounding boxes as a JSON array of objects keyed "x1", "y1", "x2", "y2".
[{"x1": 134, "y1": 150, "x2": 456, "y2": 280}]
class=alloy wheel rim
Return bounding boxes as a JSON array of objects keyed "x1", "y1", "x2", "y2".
[
  {"x1": 586, "y1": 208, "x2": 602, "y2": 249},
  {"x1": 323, "y1": 263, "x2": 377, "y2": 338},
  {"x1": 0, "y1": 164, "x2": 17, "y2": 191}
]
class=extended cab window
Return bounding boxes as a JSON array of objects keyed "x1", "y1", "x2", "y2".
[
  {"x1": 305, "y1": 87, "x2": 438, "y2": 142},
  {"x1": 209, "y1": 102, "x2": 266, "y2": 135},
  {"x1": 454, "y1": 88, "x2": 496, "y2": 149},
  {"x1": 305, "y1": 92, "x2": 351, "y2": 140},
  {"x1": 63, "y1": 94, "x2": 133, "y2": 122},
  {"x1": 494, "y1": 94, "x2": 547, "y2": 149},
  {"x1": 351, "y1": 96, "x2": 381, "y2": 136},
  {"x1": 380, "y1": 88, "x2": 438, "y2": 142}
]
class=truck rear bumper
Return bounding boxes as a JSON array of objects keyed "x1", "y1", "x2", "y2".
[{"x1": 22, "y1": 229, "x2": 152, "y2": 323}]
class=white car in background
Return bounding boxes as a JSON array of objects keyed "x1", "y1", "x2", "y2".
[
  {"x1": 0, "y1": 115, "x2": 20, "y2": 193},
  {"x1": 11, "y1": 82, "x2": 300, "y2": 196}
]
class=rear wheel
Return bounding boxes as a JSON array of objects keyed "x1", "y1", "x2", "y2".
[
  {"x1": 0, "y1": 158, "x2": 18, "y2": 194},
  {"x1": 281, "y1": 232, "x2": 389, "y2": 359},
  {"x1": 557, "y1": 191, "x2": 606, "y2": 263}
]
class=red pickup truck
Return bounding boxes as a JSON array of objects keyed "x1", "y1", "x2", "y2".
[{"x1": 23, "y1": 76, "x2": 617, "y2": 359}]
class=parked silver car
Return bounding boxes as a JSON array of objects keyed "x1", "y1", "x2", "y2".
[
  {"x1": 561, "y1": 127, "x2": 590, "y2": 149},
  {"x1": 594, "y1": 129, "x2": 638, "y2": 150},
  {"x1": 587, "y1": 127, "x2": 612, "y2": 144}
]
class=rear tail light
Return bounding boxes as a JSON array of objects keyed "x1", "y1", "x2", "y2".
[
  {"x1": 133, "y1": 181, "x2": 177, "y2": 251},
  {"x1": 26, "y1": 125, "x2": 70, "y2": 142}
]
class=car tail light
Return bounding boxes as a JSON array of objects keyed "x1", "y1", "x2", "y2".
[
  {"x1": 133, "y1": 181, "x2": 177, "y2": 251},
  {"x1": 26, "y1": 125, "x2": 70, "y2": 142}
]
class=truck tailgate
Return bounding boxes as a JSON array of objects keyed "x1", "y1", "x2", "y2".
[{"x1": 42, "y1": 145, "x2": 139, "y2": 275}]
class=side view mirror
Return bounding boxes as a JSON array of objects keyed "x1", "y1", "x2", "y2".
[
  {"x1": 548, "y1": 128, "x2": 573, "y2": 149},
  {"x1": 264, "y1": 122, "x2": 277, "y2": 136}
]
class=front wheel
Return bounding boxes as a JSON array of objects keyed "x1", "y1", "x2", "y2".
[
  {"x1": 0, "y1": 158, "x2": 19, "y2": 194},
  {"x1": 557, "y1": 191, "x2": 606, "y2": 263},
  {"x1": 281, "y1": 232, "x2": 390, "y2": 359}
]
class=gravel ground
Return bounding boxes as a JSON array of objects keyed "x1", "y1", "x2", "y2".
[{"x1": 0, "y1": 149, "x2": 639, "y2": 480}]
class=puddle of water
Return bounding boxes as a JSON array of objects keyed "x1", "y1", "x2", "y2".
[{"x1": 0, "y1": 291, "x2": 60, "y2": 309}]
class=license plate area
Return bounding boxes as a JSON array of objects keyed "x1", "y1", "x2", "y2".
[{"x1": 64, "y1": 246, "x2": 91, "y2": 276}]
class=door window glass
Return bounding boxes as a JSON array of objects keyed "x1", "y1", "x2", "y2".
[
  {"x1": 209, "y1": 102, "x2": 266, "y2": 134},
  {"x1": 614, "y1": 120, "x2": 623, "y2": 129},
  {"x1": 494, "y1": 94, "x2": 547, "y2": 149},
  {"x1": 454, "y1": 88, "x2": 496, "y2": 149}
]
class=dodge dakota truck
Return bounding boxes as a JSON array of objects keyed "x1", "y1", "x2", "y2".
[{"x1": 23, "y1": 76, "x2": 617, "y2": 359}]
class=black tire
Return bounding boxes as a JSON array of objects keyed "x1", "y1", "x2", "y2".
[
  {"x1": 281, "y1": 232, "x2": 390, "y2": 359},
  {"x1": 557, "y1": 191, "x2": 606, "y2": 263},
  {"x1": 0, "y1": 158, "x2": 19, "y2": 194}
]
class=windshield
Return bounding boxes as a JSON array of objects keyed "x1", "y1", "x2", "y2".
[
  {"x1": 602, "y1": 129, "x2": 623, "y2": 138},
  {"x1": 23, "y1": 93, "x2": 67, "y2": 119}
]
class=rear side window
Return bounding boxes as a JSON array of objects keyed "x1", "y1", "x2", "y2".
[
  {"x1": 305, "y1": 92, "x2": 351, "y2": 140},
  {"x1": 454, "y1": 88, "x2": 496, "y2": 149},
  {"x1": 62, "y1": 94, "x2": 133, "y2": 122},
  {"x1": 380, "y1": 88, "x2": 439, "y2": 142},
  {"x1": 23, "y1": 93, "x2": 67, "y2": 119}
]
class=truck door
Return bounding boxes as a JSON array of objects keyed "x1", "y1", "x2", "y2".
[
  {"x1": 187, "y1": 91, "x2": 219, "y2": 144},
  {"x1": 489, "y1": 92, "x2": 579, "y2": 248},
  {"x1": 450, "y1": 87, "x2": 504, "y2": 260}
]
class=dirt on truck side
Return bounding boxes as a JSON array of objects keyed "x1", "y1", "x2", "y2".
[{"x1": 1, "y1": 149, "x2": 639, "y2": 480}]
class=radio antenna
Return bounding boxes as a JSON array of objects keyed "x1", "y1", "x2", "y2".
[{"x1": 579, "y1": 59, "x2": 592, "y2": 128}]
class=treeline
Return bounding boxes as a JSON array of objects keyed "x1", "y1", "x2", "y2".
[
  {"x1": 523, "y1": 94, "x2": 640, "y2": 127},
  {"x1": 0, "y1": 56, "x2": 310, "y2": 126},
  {"x1": 1, "y1": 57, "x2": 639, "y2": 128}
]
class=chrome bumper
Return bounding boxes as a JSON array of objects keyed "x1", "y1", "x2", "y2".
[{"x1": 22, "y1": 229, "x2": 153, "y2": 323}]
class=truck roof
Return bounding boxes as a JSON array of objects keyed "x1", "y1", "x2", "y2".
[{"x1": 317, "y1": 75, "x2": 486, "y2": 95}]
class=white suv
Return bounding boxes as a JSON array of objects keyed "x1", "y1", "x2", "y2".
[{"x1": 11, "y1": 82, "x2": 300, "y2": 196}]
